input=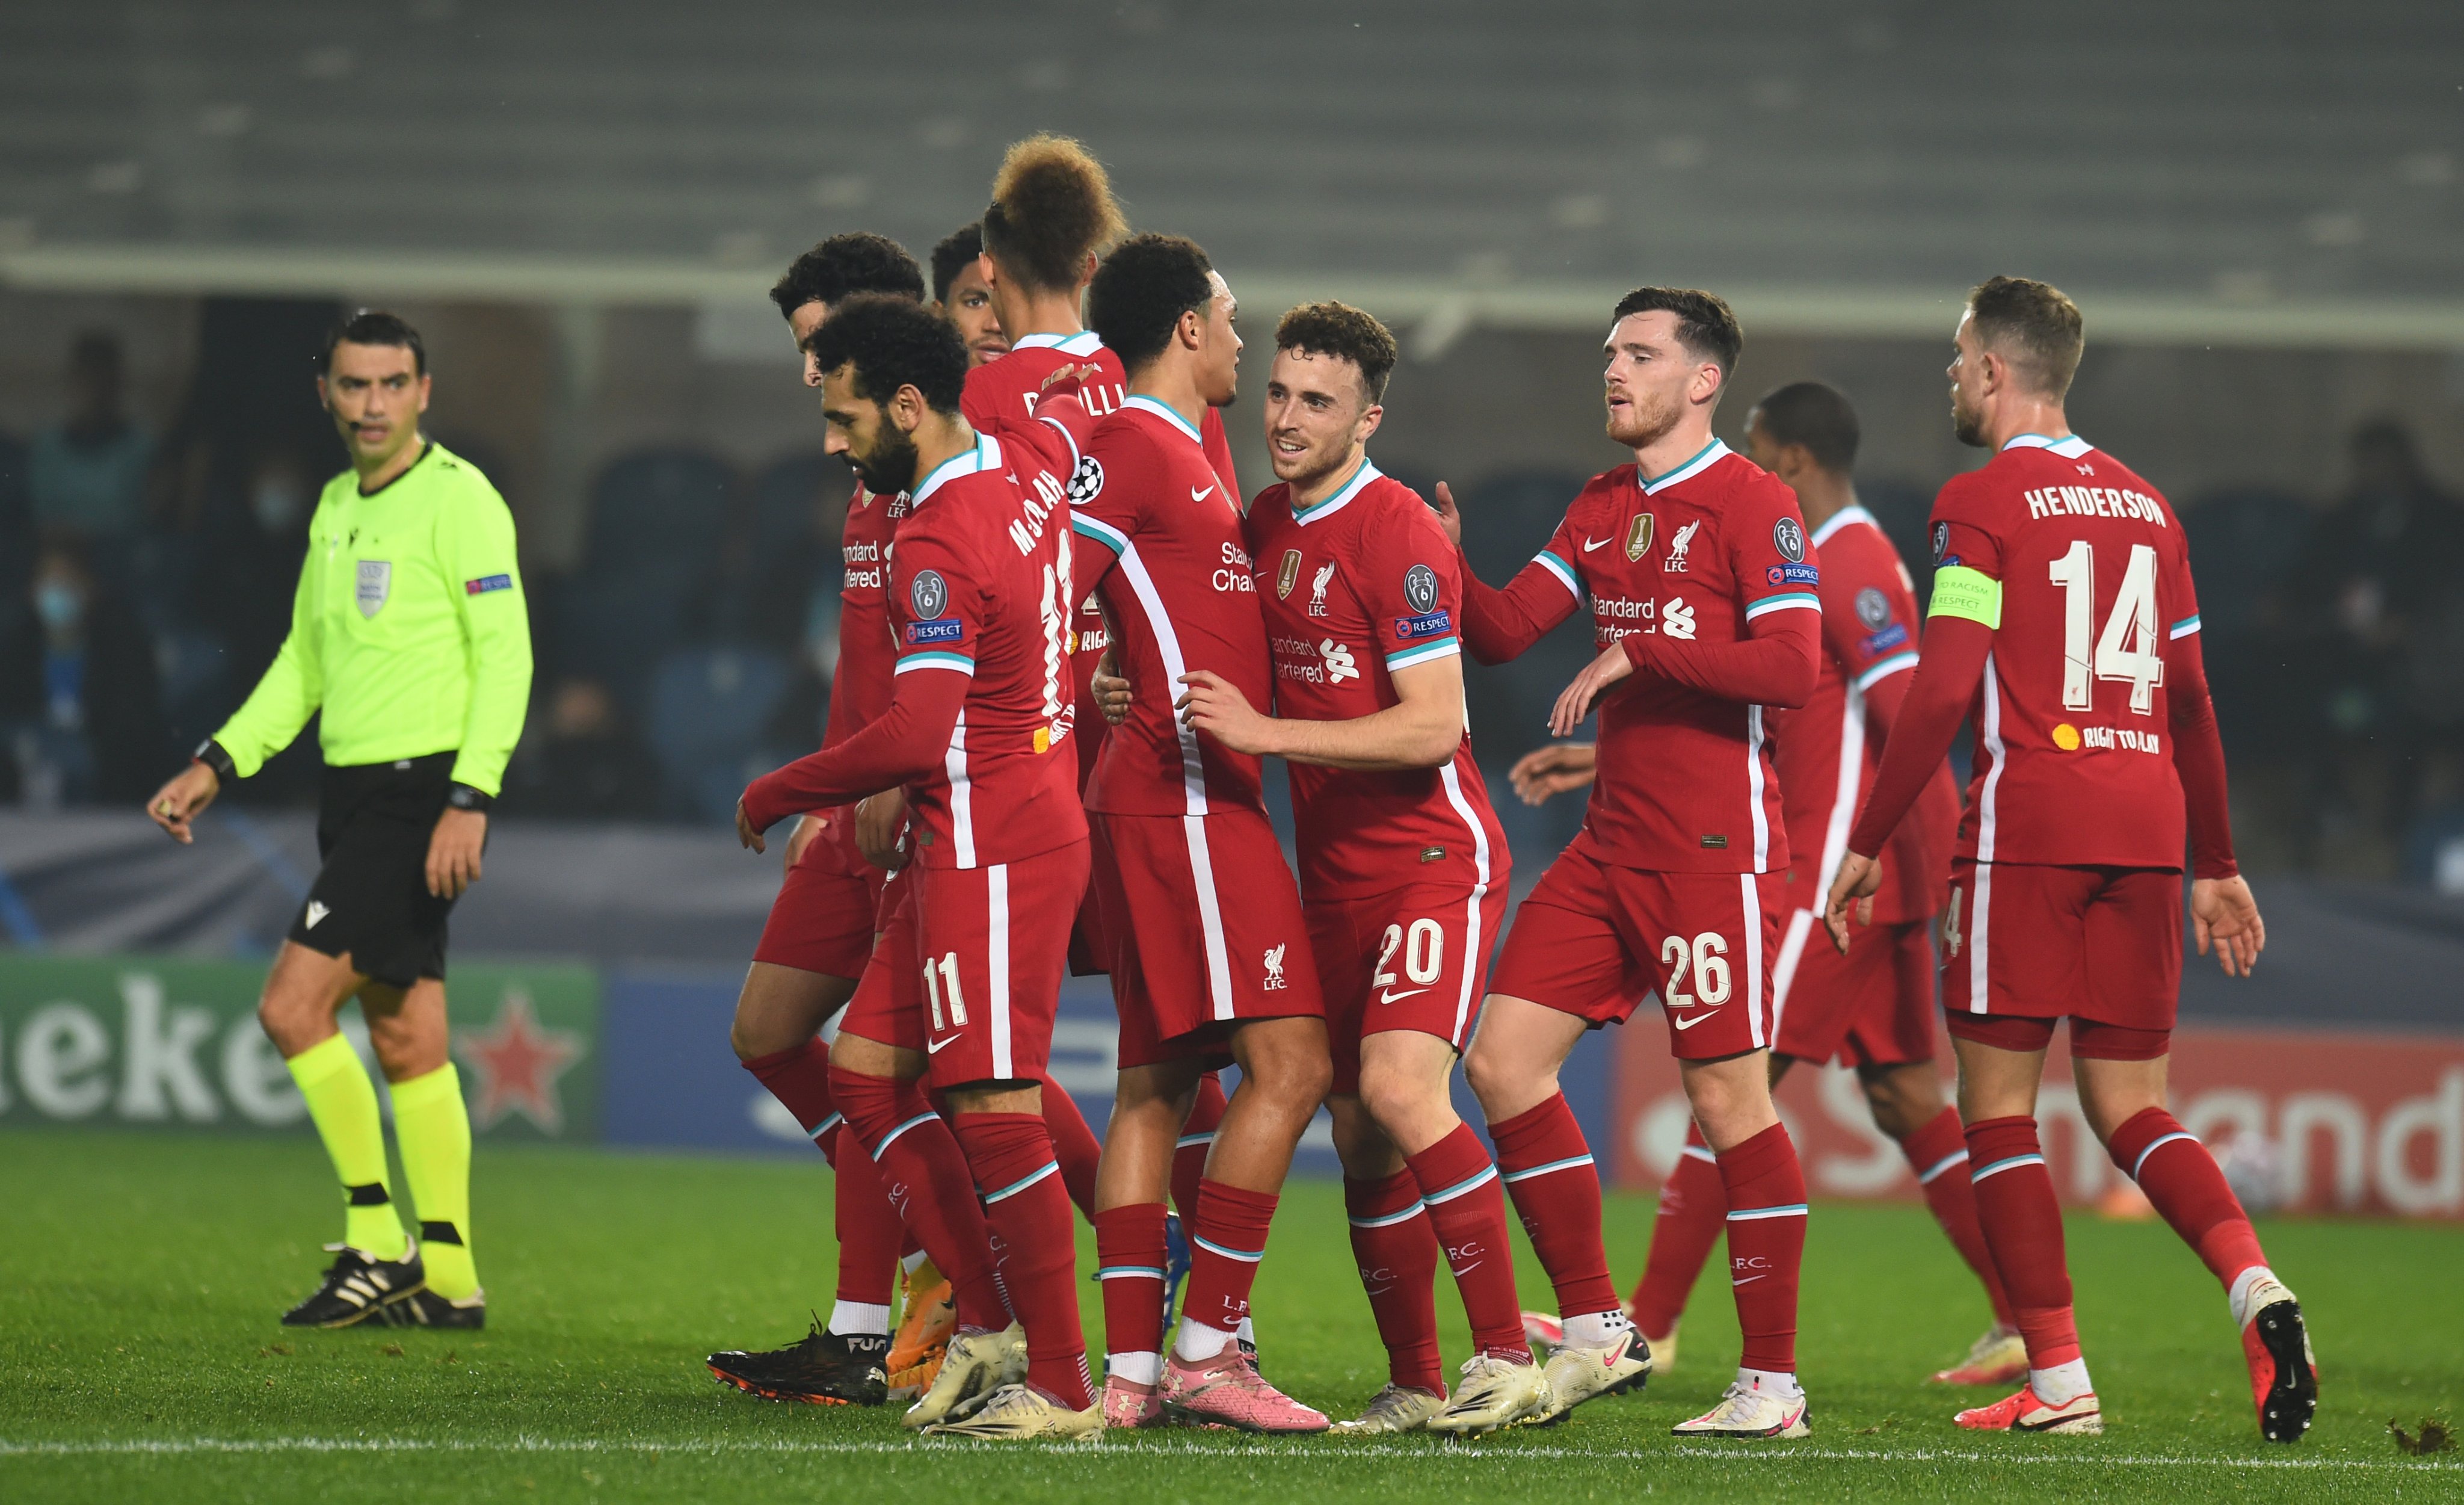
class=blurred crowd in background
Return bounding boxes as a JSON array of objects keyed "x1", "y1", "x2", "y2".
[{"x1": 4, "y1": 323, "x2": 2462, "y2": 889}]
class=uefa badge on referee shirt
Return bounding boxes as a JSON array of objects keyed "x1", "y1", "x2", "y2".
[{"x1": 356, "y1": 560, "x2": 391, "y2": 617}]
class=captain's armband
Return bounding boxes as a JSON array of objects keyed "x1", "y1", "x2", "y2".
[{"x1": 1927, "y1": 566, "x2": 2003, "y2": 630}]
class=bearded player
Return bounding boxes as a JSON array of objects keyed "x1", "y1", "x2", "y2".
[
  {"x1": 1168, "y1": 303, "x2": 1536, "y2": 1437},
  {"x1": 1492, "y1": 381, "x2": 2020, "y2": 1389},
  {"x1": 1825, "y1": 277, "x2": 2312, "y2": 1442},
  {"x1": 931, "y1": 222, "x2": 1011, "y2": 366},
  {"x1": 704, "y1": 233, "x2": 934, "y2": 1408},
  {"x1": 1070, "y1": 235, "x2": 1333, "y2": 1432},
  {"x1": 1442, "y1": 288, "x2": 1821, "y2": 1439},
  {"x1": 739, "y1": 294, "x2": 1109, "y2": 1439}
]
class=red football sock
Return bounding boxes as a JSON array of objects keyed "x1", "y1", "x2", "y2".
[
  {"x1": 831, "y1": 1123, "x2": 900, "y2": 1308},
  {"x1": 953, "y1": 1112, "x2": 1093, "y2": 1411},
  {"x1": 1717, "y1": 1122, "x2": 1808, "y2": 1374},
  {"x1": 1405, "y1": 1123, "x2": 1527, "y2": 1358},
  {"x1": 1172, "y1": 1074, "x2": 1228, "y2": 1224},
  {"x1": 1345, "y1": 1171, "x2": 1444, "y2": 1395},
  {"x1": 1627, "y1": 1122, "x2": 1726, "y2": 1337},
  {"x1": 1965, "y1": 1116, "x2": 2080, "y2": 1368},
  {"x1": 1902, "y1": 1107, "x2": 2016, "y2": 1327},
  {"x1": 1489, "y1": 1093, "x2": 1621, "y2": 1321},
  {"x1": 2107, "y1": 1108, "x2": 2268, "y2": 1291},
  {"x1": 743, "y1": 1039, "x2": 838, "y2": 1166},
  {"x1": 1037, "y1": 1075, "x2": 1103, "y2": 1220},
  {"x1": 1181, "y1": 1179, "x2": 1278, "y2": 1335},
  {"x1": 1094, "y1": 1203, "x2": 1169, "y2": 1361},
  {"x1": 828, "y1": 1065, "x2": 1006, "y2": 1332}
]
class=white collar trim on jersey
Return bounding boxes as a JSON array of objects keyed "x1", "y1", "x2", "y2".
[
  {"x1": 1010, "y1": 330, "x2": 1106, "y2": 356},
  {"x1": 1637, "y1": 438, "x2": 1731, "y2": 495},
  {"x1": 1811, "y1": 502, "x2": 1877, "y2": 547},
  {"x1": 1293, "y1": 456, "x2": 1381, "y2": 525},
  {"x1": 912, "y1": 432, "x2": 1003, "y2": 507},
  {"x1": 2001, "y1": 432, "x2": 2093, "y2": 459},
  {"x1": 1123, "y1": 394, "x2": 1204, "y2": 447}
]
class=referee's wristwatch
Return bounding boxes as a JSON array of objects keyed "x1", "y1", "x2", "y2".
[
  {"x1": 192, "y1": 738, "x2": 236, "y2": 780},
  {"x1": 446, "y1": 783, "x2": 493, "y2": 814}
]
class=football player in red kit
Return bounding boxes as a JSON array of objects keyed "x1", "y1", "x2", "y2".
[
  {"x1": 1444, "y1": 289, "x2": 1821, "y2": 1439},
  {"x1": 1071, "y1": 236, "x2": 1333, "y2": 1432},
  {"x1": 966, "y1": 141, "x2": 1243, "y2": 1265},
  {"x1": 1494, "y1": 382, "x2": 2019, "y2": 1389},
  {"x1": 1826, "y1": 277, "x2": 2311, "y2": 1443},
  {"x1": 1167, "y1": 304, "x2": 1530, "y2": 1437},
  {"x1": 703, "y1": 234, "x2": 934, "y2": 1408},
  {"x1": 738, "y1": 294, "x2": 1103, "y2": 1440}
]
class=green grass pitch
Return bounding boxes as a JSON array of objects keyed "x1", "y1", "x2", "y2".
[{"x1": 2, "y1": 1128, "x2": 2458, "y2": 1502}]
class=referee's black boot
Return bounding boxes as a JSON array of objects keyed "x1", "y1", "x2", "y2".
[{"x1": 282, "y1": 1241, "x2": 426, "y2": 1329}]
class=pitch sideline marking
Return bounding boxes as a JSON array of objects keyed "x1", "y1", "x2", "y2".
[{"x1": 0, "y1": 1437, "x2": 2453, "y2": 1471}]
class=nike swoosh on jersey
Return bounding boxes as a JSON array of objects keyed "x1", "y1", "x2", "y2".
[
  {"x1": 1732, "y1": 1273, "x2": 1767, "y2": 1286},
  {"x1": 1671, "y1": 1010, "x2": 1719, "y2": 1031},
  {"x1": 304, "y1": 901, "x2": 329, "y2": 929},
  {"x1": 1190, "y1": 485, "x2": 1215, "y2": 502},
  {"x1": 1378, "y1": 987, "x2": 1431, "y2": 1005},
  {"x1": 1583, "y1": 536, "x2": 1611, "y2": 551},
  {"x1": 927, "y1": 1036, "x2": 959, "y2": 1054}
]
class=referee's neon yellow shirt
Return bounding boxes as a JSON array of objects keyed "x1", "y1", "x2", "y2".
[{"x1": 214, "y1": 442, "x2": 533, "y2": 796}]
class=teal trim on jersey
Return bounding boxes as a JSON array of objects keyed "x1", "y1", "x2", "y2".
[
  {"x1": 1070, "y1": 512, "x2": 1129, "y2": 555},
  {"x1": 2169, "y1": 614, "x2": 2202, "y2": 639},
  {"x1": 1123, "y1": 393, "x2": 1203, "y2": 445},
  {"x1": 912, "y1": 434, "x2": 997, "y2": 506},
  {"x1": 1639, "y1": 438, "x2": 1731, "y2": 495},
  {"x1": 1744, "y1": 591, "x2": 1820, "y2": 619},
  {"x1": 1385, "y1": 637, "x2": 1461, "y2": 670},
  {"x1": 895, "y1": 651, "x2": 976, "y2": 674},
  {"x1": 1012, "y1": 330, "x2": 1104, "y2": 356},
  {"x1": 2002, "y1": 432, "x2": 2094, "y2": 459},
  {"x1": 1292, "y1": 456, "x2": 1382, "y2": 525},
  {"x1": 1535, "y1": 549, "x2": 1582, "y2": 598},
  {"x1": 1852, "y1": 650, "x2": 1920, "y2": 691},
  {"x1": 1810, "y1": 502, "x2": 1877, "y2": 548}
]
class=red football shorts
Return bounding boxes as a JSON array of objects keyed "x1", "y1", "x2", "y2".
[
  {"x1": 915, "y1": 841, "x2": 1091, "y2": 1089},
  {"x1": 1489, "y1": 840, "x2": 1784, "y2": 1062},
  {"x1": 839, "y1": 866, "x2": 925, "y2": 1052},
  {"x1": 751, "y1": 807, "x2": 888, "y2": 979},
  {"x1": 1769, "y1": 910, "x2": 1938, "y2": 1069},
  {"x1": 1939, "y1": 859, "x2": 2181, "y2": 1051},
  {"x1": 1092, "y1": 809, "x2": 1323, "y2": 1071},
  {"x1": 1307, "y1": 880, "x2": 1502, "y2": 1096}
]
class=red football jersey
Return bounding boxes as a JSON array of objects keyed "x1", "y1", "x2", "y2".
[
  {"x1": 962, "y1": 333, "x2": 1242, "y2": 790},
  {"x1": 820, "y1": 482, "x2": 909, "y2": 751},
  {"x1": 1501, "y1": 442, "x2": 1817, "y2": 873},
  {"x1": 1769, "y1": 505, "x2": 1957, "y2": 924},
  {"x1": 1929, "y1": 433, "x2": 2201, "y2": 868},
  {"x1": 1070, "y1": 397, "x2": 1269, "y2": 815},
  {"x1": 885, "y1": 431, "x2": 1088, "y2": 869},
  {"x1": 1245, "y1": 459, "x2": 1509, "y2": 901}
]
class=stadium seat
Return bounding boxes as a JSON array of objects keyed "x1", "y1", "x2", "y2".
[
  {"x1": 583, "y1": 447, "x2": 736, "y2": 581},
  {"x1": 643, "y1": 646, "x2": 791, "y2": 823},
  {"x1": 2180, "y1": 489, "x2": 2314, "y2": 643}
]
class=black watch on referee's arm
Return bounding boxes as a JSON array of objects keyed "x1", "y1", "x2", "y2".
[
  {"x1": 446, "y1": 783, "x2": 493, "y2": 814},
  {"x1": 192, "y1": 738, "x2": 237, "y2": 780}
]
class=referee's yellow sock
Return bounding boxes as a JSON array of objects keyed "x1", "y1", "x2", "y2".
[
  {"x1": 391, "y1": 1062, "x2": 478, "y2": 1300},
  {"x1": 285, "y1": 1034, "x2": 408, "y2": 1261}
]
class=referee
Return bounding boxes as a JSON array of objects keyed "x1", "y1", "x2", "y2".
[{"x1": 146, "y1": 311, "x2": 532, "y2": 1330}]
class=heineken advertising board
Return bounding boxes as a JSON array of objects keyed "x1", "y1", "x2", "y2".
[{"x1": 0, "y1": 954, "x2": 599, "y2": 1140}]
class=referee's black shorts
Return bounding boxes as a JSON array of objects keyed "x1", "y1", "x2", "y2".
[{"x1": 286, "y1": 752, "x2": 464, "y2": 989}]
